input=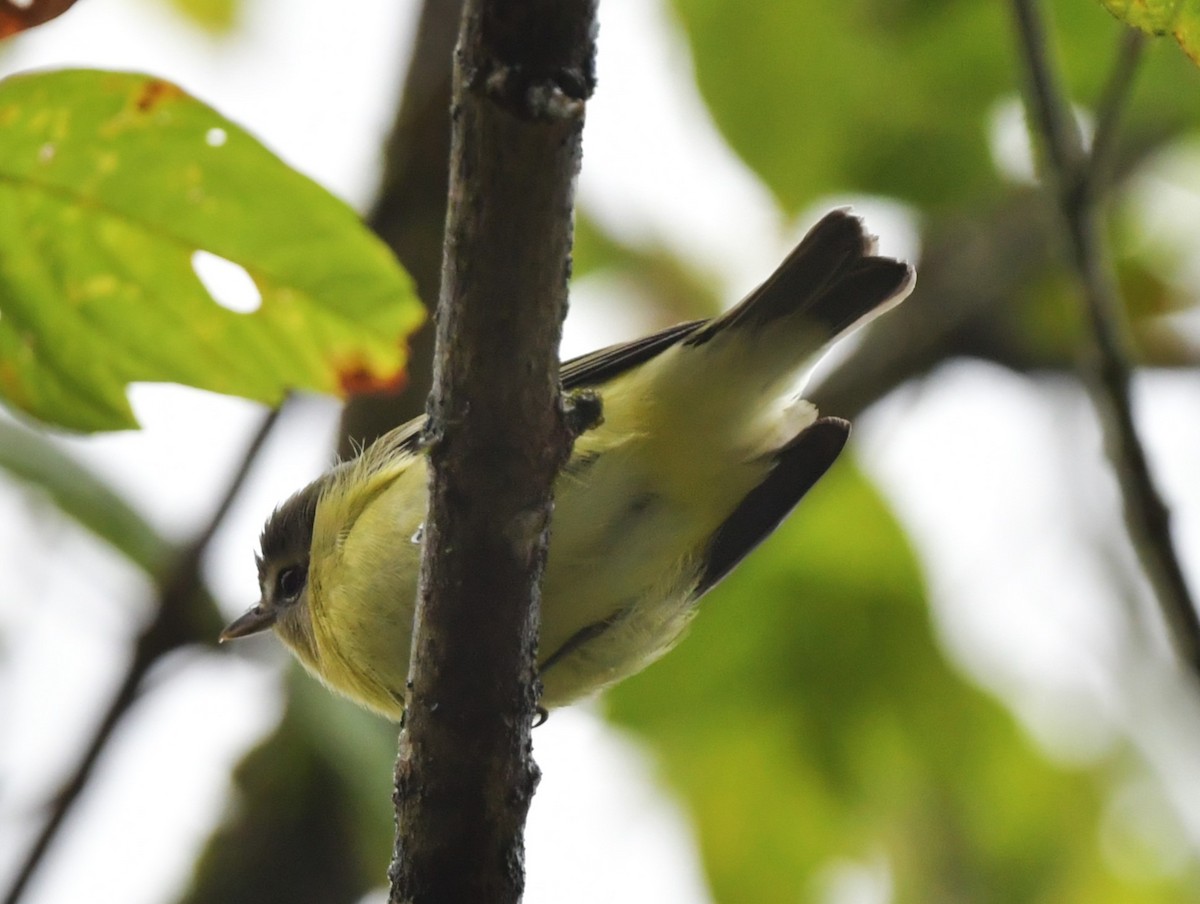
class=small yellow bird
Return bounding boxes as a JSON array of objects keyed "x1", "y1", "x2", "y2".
[{"x1": 221, "y1": 210, "x2": 914, "y2": 719}]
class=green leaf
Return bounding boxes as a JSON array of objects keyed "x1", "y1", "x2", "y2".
[
  {"x1": 1099, "y1": 0, "x2": 1200, "y2": 65},
  {"x1": 0, "y1": 69, "x2": 423, "y2": 431},
  {"x1": 670, "y1": 0, "x2": 1016, "y2": 209}
]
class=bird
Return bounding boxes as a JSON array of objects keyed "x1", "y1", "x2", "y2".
[{"x1": 220, "y1": 210, "x2": 915, "y2": 720}]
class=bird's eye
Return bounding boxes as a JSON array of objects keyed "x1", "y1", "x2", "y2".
[{"x1": 276, "y1": 566, "x2": 307, "y2": 603}]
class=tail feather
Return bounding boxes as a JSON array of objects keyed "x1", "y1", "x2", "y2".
[
  {"x1": 553, "y1": 209, "x2": 912, "y2": 406},
  {"x1": 685, "y1": 210, "x2": 914, "y2": 348}
]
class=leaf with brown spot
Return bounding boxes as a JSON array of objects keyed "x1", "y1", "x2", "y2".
[
  {"x1": 0, "y1": 69, "x2": 424, "y2": 431},
  {"x1": 337, "y1": 356, "x2": 410, "y2": 396},
  {"x1": 133, "y1": 77, "x2": 184, "y2": 112}
]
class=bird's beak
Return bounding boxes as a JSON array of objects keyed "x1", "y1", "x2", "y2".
[{"x1": 220, "y1": 604, "x2": 277, "y2": 642}]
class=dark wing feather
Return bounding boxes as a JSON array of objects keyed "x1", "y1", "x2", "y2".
[
  {"x1": 694, "y1": 417, "x2": 850, "y2": 598},
  {"x1": 560, "y1": 319, "x2": 703, "y2": 389}
]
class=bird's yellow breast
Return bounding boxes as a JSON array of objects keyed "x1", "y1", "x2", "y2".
[{"x1": 306, "y1": 457, "x2": 426, "y2": 717}]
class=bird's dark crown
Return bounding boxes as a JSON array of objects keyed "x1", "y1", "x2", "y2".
[{"x1": 258, "y1": 477, "x2": 324, "y2": 577}]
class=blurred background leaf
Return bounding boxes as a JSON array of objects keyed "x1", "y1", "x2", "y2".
[
  {"x1": 179, "y1": 675, "x2": 394, "y2": 904},
  {"x1": 607, "y1": 460, "x2": 1195, "y2": 902},
  {"x1": 0, "y1": 418, "x2": 170, "y2": 572},
  {"x1": 671, "y1": 0, "x2": 1200, "y2": 212},
  {"x1": 164, "y1": 0, "x2": 241, "y2": 33}
]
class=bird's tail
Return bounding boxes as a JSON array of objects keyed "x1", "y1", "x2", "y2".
[
  {"x1": 684, "y1": 209, "x2": 914, "y2": 354},
  {"x1": 683, "y1": 212, "x2": 914, "y2": 593},
  {"x1": 645, "y1": 209, "x2": 913, "y2": 452}
]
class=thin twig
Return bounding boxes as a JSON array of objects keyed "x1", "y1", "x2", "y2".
[
  {"x1": 1090, "y1": 28, "x2": 1147, "y2": 185},
  {"x1": 2, "y1": 404, "x2": 286, "y2": 904},
  {"x1": 1010, "y1": 0, "x2": 1200, "y2": 674},
  {"x1": 1013, "y1": 0, "x2": 1088, "y2": 177}
]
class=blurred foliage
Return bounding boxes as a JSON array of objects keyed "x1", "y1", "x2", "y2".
[
  {"x1": 573, "y1": 213, "x2": 723, "y2": 326},
  {"x1": 0, "y1": 418, "x2": 170, "y2": 572},
  {"x1": 0, "y1": 69, "x2": 422, "y2": 431},
  {"x1": 180, "y1": 674, "x2": 395, "y2": 904},
  {"x1": 0, "y1": 416, "x2": 225, "y2": 638},
  {"x1": 607, "y1": 460, "x2": 1198, "y2": 902},
  {"x1": 165, "y1": 0, "x2": 241, "y2": 33},
  {"x1": 670, "y1": 0, "x2": 1200, "y2": 213}
]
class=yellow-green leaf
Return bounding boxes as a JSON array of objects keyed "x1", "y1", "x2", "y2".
[
  {"x1": 0, "y1": 69, "x2": 423, "y2": 431},
  {"x1": 1100, "y1": 0, "x2": 1200, "y2": 64}
]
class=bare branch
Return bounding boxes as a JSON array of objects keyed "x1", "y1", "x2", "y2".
[{"x1": 1010, "y1": 0, "x2": 1200, "y2": 674}]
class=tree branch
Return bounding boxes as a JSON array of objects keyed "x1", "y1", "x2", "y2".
[
  {"x1": 2, "y1": 406, "x2": 284, "y2": 904},
  {"x1": 389, "y1": 1, "x2": 597, "y2": 901},
  {"x1": 1009, "y1": 0, "x2": 1200, "y2": 673}
]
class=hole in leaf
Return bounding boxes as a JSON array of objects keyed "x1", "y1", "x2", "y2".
[
  {"x1": 192, "y1": 250, "x2": 261, "y2": 314},
  {"x1": 205, "y1": 127, "x2": 227, "y2": 147}
]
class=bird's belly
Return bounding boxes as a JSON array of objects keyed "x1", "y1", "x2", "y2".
[{"x1": 537, "y1": 442, "x2": 750, "y2": 705}]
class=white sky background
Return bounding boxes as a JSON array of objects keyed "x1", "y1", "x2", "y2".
[{"x1": 1, "y1": 1, "x2": 1200, "y2": 903}]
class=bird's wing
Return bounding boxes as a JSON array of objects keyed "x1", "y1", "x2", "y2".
[
  {"x1": 693, "y1": 416, "x2": 850, "y2": 598},
  {"x1": 560, "y1": 319, "x2": 704, "y2": 389},
  {"x1": 365, "y1": 321, "x2": 703, "y2": 459}
]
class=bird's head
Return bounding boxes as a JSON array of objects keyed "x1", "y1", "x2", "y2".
[{"x1": 221, "y1": 478, "x2": 323, "y2": 666}]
